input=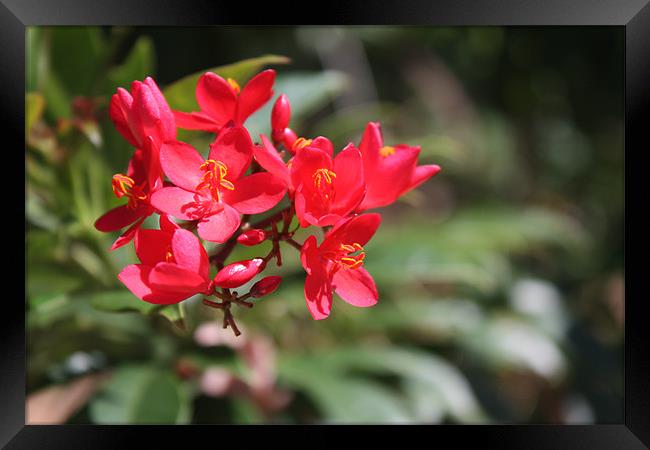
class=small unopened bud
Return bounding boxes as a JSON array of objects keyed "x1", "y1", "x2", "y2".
[
  {"x1": 271, "y1": 94, "x2": 291, "y2": 133},
  {"x1": 250, "y1": 276, "x2": 282, "y2": 298},
  {"x1": 282, "y1": 128, "x2": 298, "y2": 153},
  {"x1": 213, "y1": 258, "x2": 265, "y2": 288},
  {"x1": 237, "y1": 229, "x2": 267, "y2": 246}
]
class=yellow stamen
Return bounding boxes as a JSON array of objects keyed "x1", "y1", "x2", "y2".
[
  {"x1": 292, "y1": 137, "x2": 313, "y2": 152},
  {"x1": 112, "y1": 174, "x2": 147, "y2": 209},
  {"x1": 379, "y1": 146, "x2": 396, "y2": 158},
  {"x1": 312, "y1": 168, "x2": 337, "y2": 189},
  {"x1": 165, "y1": 250, "x2": 175, "y2": 263},
  {"x1": 227, "y1": 78, "x2": 241, "y2": 94},
  {"x1": 338, "y1": 242, "x2": 365, "y2": 270},
  {"x1": 196, "y1": 159, "x2": 235, "y2": 202}
]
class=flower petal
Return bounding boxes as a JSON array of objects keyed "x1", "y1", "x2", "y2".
[
  {"x1": 144, "y1": 77, "x2": 176, "y2": 142},
  {"x1": 208, "y1": 126, "x2": 253, "y2": 180},
  {"x1": 149, "y1": 262, "x2": 211, "y2": 294},
  {"x1": 172, "y1": 228, "x2": 210, "y2": 279},
  {"x1": 173, "y1": 110, "x2": 220, "y2": 132},
  {"x1": 304, "y1": 271, "x2": 332, "y2": 320},
  {"x1": 290, "y1": 146, "x2": 332, "y2": 194},
  {"x1": 134, "y1": 229, "x2": 173, "y2": 266},
  {"x1": 332, "y1": 267, "x2": 378, "y2": 307},
  {"x1": 358, "y1": 122, "x2": 383, "y2": 171},
  {"x1": 310, "y1": 136, "x2": 334, "y2": 157},
  {"x1": 223, "y1": 172, "x2": 286, "y2": 215},
  {"x1": 236, "y1": 69, "x2": 275, "y2": 124},
  {"x1": 213, "y1": 258, "x2": 264, "y2": 288},
  {"x1": 331, "y1": 144, "x2": 366, "y2": 214},
  {"x1": 109, "y1": 90, "x2": 138, "y2": 148},
  {"x1": 196, "y1": 72, "x2": 237, "y2": 126},
  {"x1": 151, "y1": 187, "x2": 212, "y2": 221},
  {"x1": 118, "y1": 264, "x2": 189, "y2": 304},
  {"x1": 255, "y1": 135, "x2": 291, "y2": 186},
  {"x1": 94, "y1": 205, "x2": 142, "y2": 232},
  {"x1": 408, "y1": 164, "x2": 441, "y2": 190},
  {"x1": 110, "y1": 217, "x2": 146, "y2": 250},
  {"x1": 321, "y1": 213, "x2": 382, "y2": 254},
  {"x1": 197, "y1": 203, "x2": 241, "y2": 243},
  {"x1": 159, "y1": 141, "x2": 205, "y2": 192}
]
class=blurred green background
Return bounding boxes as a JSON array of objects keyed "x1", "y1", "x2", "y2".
[{"x1": 25, "y1": 26, "x2": 623, "y2": 424}]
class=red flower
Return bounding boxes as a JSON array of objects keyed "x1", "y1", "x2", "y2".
[
  {"x1": 250, "y1": 276, "x2": 282, "y2": 298},
  {"x1": 94, "y1": 144, "x2": 163, "y2": 250},
  {"x1": 109, "y1": 77, "x2": 176, "y2": 150},
  {"x1": 151, "y1": 126, "x2": 286, "y2": 243},
  {"x1": 290, "y1": 143, "x2": 365, "y2": 227},
  {"x1": 300, "y1": 214, "x2": 381, "y2": 320},
  {"x1": 356, "y1": 122, "x2": 441, "y2": 211},
  {"x1": 118, "y1": 215, "x2": 214, "y2": 304},
  {"x1": 174, "y1": 70, "x2": 275, "y2": 134}
]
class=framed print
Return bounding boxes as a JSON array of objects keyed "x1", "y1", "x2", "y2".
[{"x1": 6, "y1": 0, "x2": 649, "y2": 447}]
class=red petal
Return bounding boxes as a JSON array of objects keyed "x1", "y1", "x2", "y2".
[
  {"x1": 310, "y1": 136, "x2": 334, "y2": 157},
  {"x1": 94, "y1": 205, "x2": 142, "y2": 232},
  {"x1": 151, "y1": 187, "x2": 211, "y2": 221},
  {"x1": 149, "y1": 262, "x2": 211, "y2": 294},
  {"x1": 134, "y1": 229, "x2": 173, "y2": 265},
  {"x1": 196, "y1": 72, "x2": 237, "y2": 126},
  {"x1": 235, "y1": 69, "x2": 275, "y2": 124},
  {"x1": 159, "y1": 141, "x2": 205, "y2": 192},
  {"x1": 332, "y1": 267, "x2": 378, "y2": 307},
  {"x1": 321, "y1": 213, "x2": 382, "y2": 254},
  {"x1": 409, "y1": 164, "x2": 441, "y2": 190},
  {"x1": 118, "y1": 264, "x2": 189, "y2": 305},
  {"x1": 358, "y1": 122, "x2": 383, "y2": 171},
  {"x1": 304, "y1": 271, "x2": 332, "y2": 320},
  {"x1": 110, "y1": 217, "x2": 146, "y2": 250},
  {"x1": 223, "y1": 172, "x2": 286, "y2": 215},
  {"x1": 131, "y1": 81, "x2": 162, "y2": 147},
  {"x1": 197, "y1": 203, "x2": 241, "y2": 243},
  {"x1": 255, "y1": 135, "x2": 291, "y2": 186},
  {"x1": 144, "y1": 77, "x2": 176, "y2": 142},
  {"x1": 208, "y1": 126, "x2": 253, "y2": 180},
  {"x1": 358, "y1": 145, "x2": 420, "y2": 211},
  {"x1": 213, "y1": 258, "x2": 264, "y2": 288},
  {"x1": 109, "y1": 91, "x2": 138, "y2": 148},
  {"x1": 331, "y1": 144, "x2": 366, "y2": 214},
  {"x1": 172, "y1": 228, "x2": 210, "y2": 280},
  {"x1": 159, "y1": 214, "x2": 180, "y2": 232},
  {"x1": 290, "y1": 146, "x2": 332, "y2": 194},
  {"x1": 173, "y1": 110, "x2": 220, "y2": 132}
]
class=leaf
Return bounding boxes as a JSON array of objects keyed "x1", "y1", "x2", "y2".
[
  {"x1": 27, "y1": 267, "x2": 83, "y2": 299},
  {"x1": 26, "y1": 92, "x2": 45, "y2": 138},
  {"x1": 106, "y1": 36, "x2": 155, "y2": 93},
  {"x1": 163, "y1": 54, "x2": 290, "y2": 112},
  {"x1": 90, "y1": 290, "x2": 157, "y2": 314},
  {"x1": 89, "y1": 365, "x2": 190, "y2": 424}
]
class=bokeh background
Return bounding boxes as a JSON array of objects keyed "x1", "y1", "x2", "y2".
[{"x1": 26, "y1": 26, "x2": 623, "y2": 424}]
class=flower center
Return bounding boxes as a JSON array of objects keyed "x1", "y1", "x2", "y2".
[
  {"x1": 227, "y1": 78, "x2": 241, "y2": 95},
  {"x1": 112, "y1": 174, "x2": 147, "y2": 209},
  {"x1": 312, "y1": 168, "x2": 336, "y2": 189},
  {"x1": 292, "y1": 137, "x2": 313, "y2": 152},
  {"x1": 196, "y1": 159, "x2": 235, "y2": 202},
  {"x1": 165, "y1": 249, "x2": 176, "y2": 264},
  {"x1": 324, "y1": 242, "x2": 366, "y2": 270},
  {"x1": 379, "y1": 146, "x2": 396, "y2": 158}
]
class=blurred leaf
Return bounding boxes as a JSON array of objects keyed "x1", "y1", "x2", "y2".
[
  {"x1": 42, "y1": 70, "x2": 71, "y2": 119},
  {"x1": 90, "y1": 290, "x2": 157, "y2": 314},
  {"x1": 107, "y1": 36, "x2": 155, "y2": 92},
  {"x1": 89, "y1": 365, "x2": 190, "y2": 424},
  {"x1": 49, "y1": 27, "x2": 107, "y2": 95},
  {"x1": 26, "y1": 92, "x2": 45, "y2": 138},
  {"x1": 163, "y1": 54, "x2": 290, "y2": 112},
  {"x1": 28, "y1": 267, "x2": 83, "y2": 299},
  {"x1": 27, "y1": 28, "x2": 45, "y2": 91}
]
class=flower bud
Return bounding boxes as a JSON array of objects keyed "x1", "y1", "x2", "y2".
[
  {"x1": 282, "y1": 128, "x2": 298, "y2": 153},
  {"x1": 237, "y1": 229, "x2": 267, "y2": 246},
  {"x1": 271, "y1": 94, "x2": 291, "y2": 133},
  {"x1": 250, "y1": 276, "x2": 282, "y2": 298},
  {"x1": 213, "y1": 258, "x2": 265, "y2": 288}
]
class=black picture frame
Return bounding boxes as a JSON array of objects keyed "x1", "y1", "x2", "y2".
[{"x1": 8, "y1": 0, "x2": 648, "y2": 447}]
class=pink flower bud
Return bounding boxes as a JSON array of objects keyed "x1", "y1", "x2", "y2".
[
  {"x1": 250, "y1": 276, "x2": 282, "y2": 298},
  {"x1": 282, "y1": 128, "x2": 298, "y2": 153},
  {"x1": 237, "y1": 229, "x2": 267, "y2": 246},
  {"x1": 213, "y1": 258, "x2": 265, "y2": 288},
  {"x1": 271, "y1": 94, "x2": 291, "y2": 132}
]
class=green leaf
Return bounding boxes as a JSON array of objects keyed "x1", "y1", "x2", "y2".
[
  {"x1": 90, "y1": 290, "x2": 157, "y2": 314},
  {"x1": 26, "y1": 92, "x2": 45, "y2": 138},
  {"x1": 89, "y1": 365, "x2": 190, "y2": 424},
  {"x1": 163, "y1": 54, "x2": 290, "y2": 112},
  {"x1": 106, "y1": 36, "x2": 155, "y2": 93}
]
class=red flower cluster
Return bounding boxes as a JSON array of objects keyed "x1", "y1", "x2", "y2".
[{"x1": 95, "y1": 69, "x2": 440, "y2": 334}]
